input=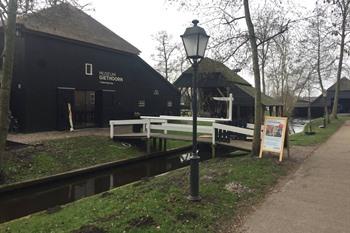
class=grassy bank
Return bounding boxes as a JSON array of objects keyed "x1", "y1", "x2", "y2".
[
  {"x1": 0, "y1": 154, "x2": 293, "y2": 233},
  {"x1": 289, "y1": 116, "x2": 349, "y2": 146},
  {"x1": 2, "y1": 136, "x2": 190, "y2": 185}
]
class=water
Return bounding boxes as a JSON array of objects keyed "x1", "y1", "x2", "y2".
[
  {"x1": 290, "y1": 119, "x2": 309, "y2": 134},
  {"x1": 0, "y1": 144, "x2": 214, "y2": 223}
]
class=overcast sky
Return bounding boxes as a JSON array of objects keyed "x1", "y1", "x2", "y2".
[
  {"x1": 90, "y1": 0, "x2": 193, "y2": 63},
  {"x1": 88, "y1": 0, "x2": 314, "y2": 86}
]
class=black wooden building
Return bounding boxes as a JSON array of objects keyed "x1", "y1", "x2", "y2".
[
  {"x1": 293, "y1": 77, "x2": 350, "y2": 118},
  {"x1": 1, "y1": 4, "x2": 180, "y2": 132},
  {"x1": 174, "y1": 58, "x2": 281, "y2": 122}
]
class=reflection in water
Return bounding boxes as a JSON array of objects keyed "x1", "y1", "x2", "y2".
[
  {"x1": 180, "y1": 152, "x2": 191, "y2": 163},
  {"x1": 0, "y1": 144, "x2": 212, "y2": 223}
]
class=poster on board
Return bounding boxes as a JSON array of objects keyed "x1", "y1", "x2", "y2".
[{"x1": 259, "y1": 116, "x2": 288, "y2": 162}]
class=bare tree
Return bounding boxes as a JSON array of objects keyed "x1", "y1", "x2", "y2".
[
  {"x1": 0, "y1": 0, "x2": 18, "y2": 175},
  {"x1": 168, "y1": 0, "x2": 290, "y2": 155},
  {"x1": 151, "y1": 31, "x2": 179, "y2": 82},
  {"x1": 254, "y1": 2, "x2": 287, "y2": 95},
  {"x1": 304, "y1": 2, "x2": 337, "y2": 125},
  {"x1": 265, "y1": 26, "x2": 318, "y2": 119},
  {"x1": 327, "y1": 0, "x2": 350, "y2": 119},
  {"x1": 243, "y1": 0, "x2": 262, "y2": 156},
  {"x1": 42, "y1": 0, "x2": 91, "y2": 9}
]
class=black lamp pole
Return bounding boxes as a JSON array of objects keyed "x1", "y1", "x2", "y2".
[
  {"x1": 189, "y1": 59, "x2": 200, "y2": 201},
  {"x1": 181, "y1": 19, "x2": 209, "y2": 201}
]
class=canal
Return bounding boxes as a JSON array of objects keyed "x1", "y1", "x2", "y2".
[{"x1": 0, "y1": 143, "x2": 219, "y2": 223}]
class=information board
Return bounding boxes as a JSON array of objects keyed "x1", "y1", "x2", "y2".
[{"x1": 259, "y1": 116, "x2": 288, "y2": 162}]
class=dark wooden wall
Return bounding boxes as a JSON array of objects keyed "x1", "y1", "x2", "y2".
[{"x1": 7, "y1": 29, "x2": 180, "y2": 132}]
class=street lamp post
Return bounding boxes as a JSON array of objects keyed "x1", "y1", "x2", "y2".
[{"x1": 181, "y1": 19, "x2": 209, "y2": 201}]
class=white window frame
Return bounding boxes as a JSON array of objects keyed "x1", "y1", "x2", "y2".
[{"x1": 85, "y1": 63, "x2": 93, "y2": 76}]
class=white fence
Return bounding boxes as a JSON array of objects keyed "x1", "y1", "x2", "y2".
[
  {"x1": 110, "y1": 117, "x2": 255, "y2": 146},
  {"x1": 109, "y1": 119, "x2": 166, "y2": 139},
  {"x1": 150, "y1": 123, "x2": 213, "y2": 134}
]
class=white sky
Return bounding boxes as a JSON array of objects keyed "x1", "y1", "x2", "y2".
[
  {"x1": 88, "y1": 0, "x2": 315, "y2": 87},
  {"x1": 90, "y1": 0, "x2": 194, "y2": 63}
]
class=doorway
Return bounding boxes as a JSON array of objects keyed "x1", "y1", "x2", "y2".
[{"x1": 74, "y1": 90, "x2": 96, "y2": 128}]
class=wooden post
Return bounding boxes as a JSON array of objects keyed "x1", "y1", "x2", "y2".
[
  {"x1": 163, "y1": 139, "x2": 167, "y2": 151},
  {"x1": 262, "y1": 105, "x2": 265, "y2": 122},
  {"x1": 211, "y1": 144, "x2": 216, "y2": 158},
  {"x1": 152, "y1": 138, "x2": 157, "y2": 149},
  {"x1": 110, "y1": 123, "x2": 114, "y2": 139},
  {"x1": 158, "y1": 138, "x2": 163, "y2": 151},
  {"x1": 281, "y1": 106, "x2": 284, "y2": 116},
  {"x1": 146, "y1": 119, "x2": 151, "y2": 138},
  {"x1": 228, "y1": 93, "x2": 233, "y2": 121},
  {"x1": 146, "y1": 139, "x2": 151, "y2": 154},
  {"x1": 269, "y1": 106, "x2": 273, "y2": 116},
  {"x1": 259, "y1": 125, "x2": 265, "y2": 159},
  {"x1": 285, "y1": 121, "x2": 290, "y2": 158}
]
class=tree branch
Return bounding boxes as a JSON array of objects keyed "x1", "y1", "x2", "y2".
[{"x1": 257, "y1": 21, "x2": 290, "y2": 47}]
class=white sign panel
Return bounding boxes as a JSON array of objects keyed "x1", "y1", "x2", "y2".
[
  {"x1": 98, "y1": 71, "x2": 124, "y2": 85},
  {"x1": 259, "y1": 116, "x2": 288, "y2": 162}
]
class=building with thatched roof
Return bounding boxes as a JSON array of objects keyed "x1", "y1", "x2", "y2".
[
  {"x1": 174, "y1": 58, "x2": 281, "y2": 122},
  {"x1": 0, "y1": 3, "x2": 180, "y2": 132},
  {"x1": 293, "y1": 77, "x2": 350, "y2": 118}
]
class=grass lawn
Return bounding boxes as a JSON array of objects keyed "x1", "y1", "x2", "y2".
[
  {"x1": 2, "y1": 117, "x2": 348, "y2": 232},
  {"x1": 2, "y1": 136, "x2": 190, "y2": 185},
  {"x1": 0, "y1": 154, "x2": 293, "y2": 233},
  {"x1": 289, "y1": 116, "x2": 350, "y2": 146}
]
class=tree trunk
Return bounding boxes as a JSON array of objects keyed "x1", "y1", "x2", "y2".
[
  {"x1": 0, "y1": 0, "x2": 18, "y2": 172},
  {"x1": 316, "y1": 24, "x2": 328, "y2": 127},
  {"x1": 331, "y1": 9, "x2": 347, "y2": 119},
  {"x1": 307, "y1": 83, "x2": 312, "y2": 132},
  {"x1": 244, "y1": 0, "x2": 262, "y2": 156},
  {"x1": 261, "y1": 58, "x2": 266, "y2": 95},
  {"x1": 165, "y1": 60, "x2": 169, "y2": 80},
  {"x1": 280, "y1": 42, "x2": 287, "y2": 115}
]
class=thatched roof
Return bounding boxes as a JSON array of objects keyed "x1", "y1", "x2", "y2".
[
  {"x1": 174, "y1": 58, "x2": 280, "y2": 106},
  {"x1": 17, "y1": 3, "x2": 140, "y2": 55},
  {"x1": 327, "y1": 77, "x2": 350, "y2": 91},
  {"x1": 236, "y1": 84, "x2": 281, "y2": 106},
  {"x1": 311, "y1": 77, "x2": 350, "y2": 107},
  {"x1": 175, "y1": 58, "x2": 251, "y2": 86}
]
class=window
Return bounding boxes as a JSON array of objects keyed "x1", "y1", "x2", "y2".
[
  {"x1": 85, "y1": 63, "x2": 93, "y2": 76},
  {"x1": 167, "y1": 101, "x2": 173, "y2": 107},
  {"x1": 90, "y1": 92, "x2": 95, "y2": 105},
  {"x1": 153, "y1": 89, "x2": 159, "y2": 95},
  {"x1": 138, "y1": 100, "x2": 145, "y2": 107}
]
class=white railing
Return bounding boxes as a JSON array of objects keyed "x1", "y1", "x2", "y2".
[
  {"x1": 110, "y1": 117, "x2": 256, "y2": 147},
  {"x1": 109, "y1": 119, "x2": 166, "y2": 139},
  {"x1": 212, "y1": 123, "x2": 254, "y2": 145},
  {"x1": 150, "y1": 123, "x2": 212, "y2": 134},
  {"x1": 141, "y1": 115, "x2": 231, "y2": 123}
]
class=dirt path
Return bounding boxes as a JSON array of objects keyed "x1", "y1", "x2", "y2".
[
  {"x1": 7, "y1": 128, "x2": 110, "y2": 144},
  {"x1": 238, "y1": 121, "x2": 350, "y2": 233}
]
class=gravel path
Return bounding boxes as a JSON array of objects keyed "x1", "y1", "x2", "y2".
[{"x1": 238, "y1": 121, "x2": 350, "y2": 233}]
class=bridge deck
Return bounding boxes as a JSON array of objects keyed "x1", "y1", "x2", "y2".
[{"x1": 113, "y1": 133, "x2": 252, "y2": 151}]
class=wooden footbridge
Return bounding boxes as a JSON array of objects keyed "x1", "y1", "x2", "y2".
[{"x1": 109, "y1": 115, "x2": 254, "y2": 153}]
